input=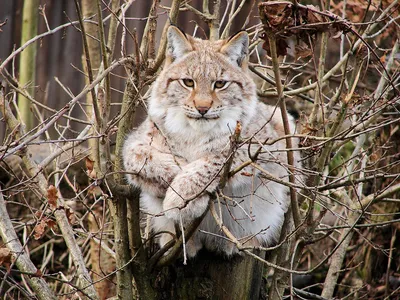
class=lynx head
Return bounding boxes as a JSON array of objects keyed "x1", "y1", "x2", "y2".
[{"x1": 149, "y1": 26, "x2": 257, "y2": 137}]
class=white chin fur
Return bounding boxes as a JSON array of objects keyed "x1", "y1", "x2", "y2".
[
  {"x1": 164, "y1": 107, "x2": 240, "y2": 136},
  {"x1": 187, "y1": 118, "x2": 233, "y2": 133}
]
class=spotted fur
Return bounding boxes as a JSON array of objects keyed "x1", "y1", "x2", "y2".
[{"x1": 123, "y1": 26, "x2": 301, "y2": 257}]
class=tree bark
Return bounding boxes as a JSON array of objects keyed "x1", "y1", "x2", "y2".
[
  {"x1": 0, "y1": 192, "x2": 57, "y2": 300},
  {"x1": 18, "y1": 0, "x2": 39, "y2": 131},
  {"x1": 156, "y1": 250, "x2": 265, "y2": 300}
]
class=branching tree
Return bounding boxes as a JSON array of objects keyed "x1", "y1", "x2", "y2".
[{"x1": 0, "y1": 0, "x2": 399, "y2": 299}]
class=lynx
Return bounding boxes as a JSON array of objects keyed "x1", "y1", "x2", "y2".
[{"x1": 123, "y1": 26, "x2": 301, "y2": 257}]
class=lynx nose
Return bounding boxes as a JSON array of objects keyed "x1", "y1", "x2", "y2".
[{"x1": 196, "y1": 106, "x2": 209, "y2": 116}]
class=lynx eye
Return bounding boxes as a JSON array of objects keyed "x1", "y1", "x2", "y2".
[
  {"x1": 214, "y1": 80, "x2": 227, "y2": 89},
  {"x1": 182, "y1": 78, "x2": 195, "y2": 88}
]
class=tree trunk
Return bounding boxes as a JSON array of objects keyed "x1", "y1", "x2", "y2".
[
  {"x1": 18, "y1": 0, "x2": 39, "y2": 131},
  {"x1": 156, "y1": 250, "x2": 265, "y2": 300}
]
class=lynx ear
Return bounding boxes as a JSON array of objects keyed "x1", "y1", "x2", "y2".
[
  {"x1": 166, "y1": 26, "x2": 193, "y2": 62},
  {"x1": 220, "y1": 31, "x2": 249, "y2": 67}
]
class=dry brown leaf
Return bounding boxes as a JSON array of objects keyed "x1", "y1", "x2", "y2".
[
  {"x1": 262, "y1": 35, "x2": 289, "y2": 57},
  {"x1": 85, "y1": 157, "x2": 97, "y2": 178},
  {"x1": 0, "y1": 247, "x2": 12, "y2": 269},
  {"x1": 261, "y1": 1, "x2": 293, "y2": 30},
  {"x1": 89, "y1": 169, "x2": 97, "y2": 179},
  {"x1": 34, "y1": 219, "x2": 47, "y2": 240},
  {"x1": 65, "y1": 207, "x2": 76, "y2": 225},
  {"x1": 85, "y1": 157, "x2": 94, "y2": 173},
  {"x1": 46, "y1": 219, "x2": 57, "y2": 229},
  {"x1": 34, "y1": 216, "x2": 57, "y2": 240},
  {"x1": 295, "y1": 45, "x2": 313, "y2": 60},
  {"x1": 369, "y1": 153, "x2": 379, "y2": 162},
  {"x1": 241, "y1": 172, "x2": 253, "y2": 177},
  {"x1": 259, "y1": 1, "x2": 351, "y2": 57},
  {"x1": 34, "y1": 269, "x2": 43, "y2": 277},
  {"x1": 47, "y1": 185, "x2": 58, "y2": 209},
  {"x1": 303, "y1": 5, "x2": 324, "y2": 25}
]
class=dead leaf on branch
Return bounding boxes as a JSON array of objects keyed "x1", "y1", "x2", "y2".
[
  {"x1": 0, "y1": 247, "x2": 12, "y2": 270},
  {"x1": 330, "y1": 0, "x2": 378, "y2": 23},
  {"x1": 34, "y1": 219, "x2": 47, "y2": 240},
  {"x1": 85, "y1": 156, "x2": 97, "y2": 179},
  {"x1": 295, "y1": 44, "x2": 313, "y2": 60},
  {"x1": 65, "y1": 207, "x2": 77, "y2": 225},
  {"x1": 34, "y1": 269, "x2": 43, "y2": 277},
  {"x1": 47, "y1": 185, "x2": 58, "y2": 209},
  {"x1": 33, "y1": 215, "x2": 57, "y2": 240},
  {"x1": 258, "y1": 1, "x2": 352, "y2": 57},
  {"x1": 241, "y1": 172, "x2": 253, "y2": 177},
  {"x1": 46, "y1": 218, "x2": 57, "y2": 229},
  {"x1": 85, "y1": 157, "x2": 94, "y2": 172},
  {"x1": 261, "y1": 35, "x2": 289, "y2": 57}
]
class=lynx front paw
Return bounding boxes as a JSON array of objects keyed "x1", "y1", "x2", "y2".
[
  {"x1": 163, "y1": 188, "x2": 209, "y2": 224},
  {"x1": 163, "y1": 188, "x2": 185, "y2": 221}
]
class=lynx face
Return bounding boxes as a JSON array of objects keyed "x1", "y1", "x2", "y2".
[{"x1": 149, "y1": 27, "x2": 257, "y2": 136}]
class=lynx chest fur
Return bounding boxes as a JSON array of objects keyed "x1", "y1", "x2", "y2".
[{"x1": 123, "y1": 26, "x2": 301, "y2": 257}]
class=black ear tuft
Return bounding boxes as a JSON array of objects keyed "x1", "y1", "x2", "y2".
[
  {"x1": 166, "y1": 26, "x2": 193, "y2": 61},
  {"x1": 227, "y1": 30, "x2": 247, "y2": 42},
  {"x1": 220, "y1": 31, "x2": 249, "y2": 67}
]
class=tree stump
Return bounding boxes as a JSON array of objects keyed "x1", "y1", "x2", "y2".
[{"x1": 155, "y1": 250, "x2": 266, "y2": 300}]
